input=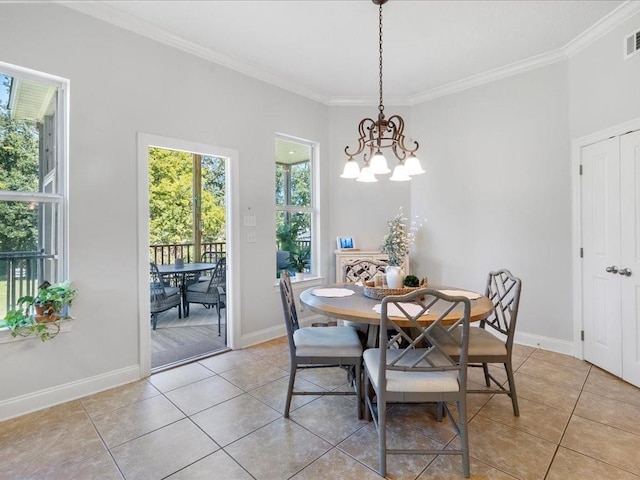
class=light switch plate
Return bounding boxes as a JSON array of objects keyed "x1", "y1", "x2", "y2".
[{"x1": 243, "y1": 215, "x2": 257, "y2": 227}]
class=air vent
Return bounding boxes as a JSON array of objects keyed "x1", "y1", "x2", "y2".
[{"x1": 625, "y1": 29, "x2": 640, "y2": 59}]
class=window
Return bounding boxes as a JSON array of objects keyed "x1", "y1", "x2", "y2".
[
  {"x1": 275, "y1": 135, "x2": 316, "y2": 278},
  {"x1": 0, "y1": 61, "x2": 68, "y2": 317}
]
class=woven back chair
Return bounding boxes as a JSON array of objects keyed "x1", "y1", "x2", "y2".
[
  {"x1": 185, "y1": 257, "x2": 226, "y2": 335},
  {"x1": 363, "y1": 288, "x2": 471, "y2": 478},
  {"x1": 149, "y1": 262, "x2": 182, "y2": 330}
]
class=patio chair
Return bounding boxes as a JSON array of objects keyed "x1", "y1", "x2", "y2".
[
  {"x1": 279, "y1": 271, "x2": 363, "y2": 419},
  {"x1": 150, "y1": 262, "x2": 182, "y2": 330},
  {"x1": 185, "y1": 257, "x2": 226, "y2": 335},
  {"x1": 364, "y1": 288, "x2": 471, "y2": 477},
  {"x1": 198, "y1": 251, "x2": 222, "y2": 282}
]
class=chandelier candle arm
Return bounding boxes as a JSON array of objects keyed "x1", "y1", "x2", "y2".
[{"x1": 342, "y1": 0, "x2": 424, "y2": 182}]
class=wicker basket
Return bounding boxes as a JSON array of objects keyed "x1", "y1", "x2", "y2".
[{"x1": 362, "y1": 281, "x2": 420, "y2": 300}]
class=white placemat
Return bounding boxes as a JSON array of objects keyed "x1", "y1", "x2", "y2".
[
  {"x1": 438, "y1": 289, "x2": 482, "y2": 300},
  {"x1": 373, "y1": 302, "x2": 428, "y2": 317},
  {"x1": 311, "y1": 288, "x2": 356, "y2": 298}
]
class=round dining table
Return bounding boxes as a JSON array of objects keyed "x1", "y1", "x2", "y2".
[{"x1": 300, "y1": 283, "x2": 494, "y2": 348}]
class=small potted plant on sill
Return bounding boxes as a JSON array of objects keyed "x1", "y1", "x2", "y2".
[
  {"x1": 290, "y1": 247, "x2": 311, "y2": 281},
  {"x1": 17, "y1": 281, "x2": 78, "y2": 323},
  {"x1": 1, "y1": 281, "x2": 77, "y2": 342}
]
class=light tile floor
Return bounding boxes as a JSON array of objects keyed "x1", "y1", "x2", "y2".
[{"x1": 2, "y1": 339, "x2": 640, "y2": 480}]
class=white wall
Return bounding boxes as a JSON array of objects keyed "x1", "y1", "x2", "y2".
[
  {"x1": 0, "y1": 3, "x2": 329, "y2": 419},
  {"x1": 569, "y1": 11, "x2": 640, "y2": 139},
  {"x1": 409, "y1": 62, "x2": 573, "y2": 347}
]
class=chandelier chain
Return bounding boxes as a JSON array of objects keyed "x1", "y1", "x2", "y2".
[{"x1": 378, "y1": 2, "x2": 384, "y2": 115}]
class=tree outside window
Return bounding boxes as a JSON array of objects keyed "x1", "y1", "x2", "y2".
[{"x1": 275, "y1": 136, "x2": 315, "y2": 277}]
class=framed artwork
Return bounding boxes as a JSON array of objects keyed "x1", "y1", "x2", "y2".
[{"x1": 336, "y1": 236, "x2": 356, "y2": 250}]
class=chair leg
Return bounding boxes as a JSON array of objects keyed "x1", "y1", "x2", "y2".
[
  {"x1": 482, "y1": 363, "x2": 490, "y2": 387},
  {"x1": 378, "y1": 394, "x2": 387, "y2": 477},
  {"x1": 457, "y1": 398, "x2": 470, "y2": 478},
  {"x1": 217, "y1": 303, "x2": 222, "y2": 336},
  {"x1": 151, "y1": 313, "x2": 157, "y2": 330},
  {"x1": 355, "y1": 361, "x2": 362, "y2": 420},
  {"x1": 284, "y1": 362, "x2": 297, "y2": 418},
  {"x1": 504, "y1": 361, "x2": 520, "y2": 416}
]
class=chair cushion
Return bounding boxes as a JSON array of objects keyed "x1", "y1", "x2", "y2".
[
  {"x1": 436, "y1": 326, "x2": 507, "y2": 358},
  {"x1": 467, "y1": 326, "x2": 508, "y2": 357},
  {"x1": 187, "y1": 282, "x2": 210, "y2": 293},
  {"x1": 164, "y1": 286, "x2": 180, "y2": 297},
  {"x1": 293, "y1": 326, "x2": 362, "y2": 358},
  {"x1": 364, "y1": 348, "x2": 460, "y2": 393}
]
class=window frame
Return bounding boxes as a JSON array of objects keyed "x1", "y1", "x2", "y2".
[
  {"x1": 275, "y1": 133, "x2": 319, "y2": 279},
  {"x1": 0, "y1": 60, "x2": 70, "y2": 287}
]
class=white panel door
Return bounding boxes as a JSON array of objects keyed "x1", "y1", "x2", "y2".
[
  {"x1": 621, "y1": 130, "x2": 640, "y2": 387},
  {"x1": 581, "y1": 137, "x2": 622, "y2": 376}
]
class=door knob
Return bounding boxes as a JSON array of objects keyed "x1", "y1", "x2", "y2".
[
  {"x1": 618, "y1": 268, "x2": 632, "y2": 277},
  {"x1": 606, "y1": 266, "x2": 619, "y2": 274}
]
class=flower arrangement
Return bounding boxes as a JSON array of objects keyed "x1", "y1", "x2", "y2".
[{"x1": 380, "y1": 208, "x2": 420, "y2": 266}]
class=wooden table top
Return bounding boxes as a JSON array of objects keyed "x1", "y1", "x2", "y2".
[{"x1": 300, "y1": 283, "x2": 494, "y2": 327}]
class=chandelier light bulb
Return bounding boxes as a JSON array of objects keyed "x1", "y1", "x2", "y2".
[
  {"x1": 356, "y1": 166, "x2": 378, "y2": 182},
  {"x1": 405, "y1": 155, "x2": 425, "y2": 175},
  {"x1": 340, "y1": 159, "x2": 361, "y2": 179},
  {"x1": 389, "y1": 163, "x2": 411, "y2": 182},
  {"x1": 369, "y1": 151, "x2": 391, "y2": 174}
]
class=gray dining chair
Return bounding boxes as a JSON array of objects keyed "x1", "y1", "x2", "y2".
[
  {"x1": 279, "y1": 271, "x2": 364, "y2": 419},
  {"x1": 436, "y1": 269, "x2": 522, "y2": 417},
  {"x1": 364, "y1": 288, "x2": 471, "y2": 478},
  {"x1": 149, "y1": 262, "x2": 182, "y2": 330},
  {"x1": 185, "y1": 257, "x2": 226, "y2": 335},
  {"x1": 462, "y1": 269, "x2": 522, "y2": 415}
]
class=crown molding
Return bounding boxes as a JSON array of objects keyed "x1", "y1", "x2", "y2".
[
  {"x1": 563, "y1": 1, "x2": 640, "y2": 57},
  {"x1": 58, "y1": 0, "x2": 640, "y2": 108},
  {"x1": 57, "y1": 1, "x2": 330, "y2": 105},
  {"x1": 408, "y1": 49, "x2": 567, "y2": 105}
]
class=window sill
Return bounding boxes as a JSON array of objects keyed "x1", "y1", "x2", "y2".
[
  {"x1": 0, "y1": 319, "x2": 73, "y2": 344},
  {"x1": 273, "y1": 275, "x2": 324, "y2": 290}
]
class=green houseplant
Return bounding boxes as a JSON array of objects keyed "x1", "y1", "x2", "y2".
[
  {"x1": 18, "y1": 281, "x2": 78, "y2": 322},
  {"x1": 0, "y1": 281, "x2": 78, "y2": 342},
  {"x1": 289, "y1": 247, "x2": 310, "y2": 280}
]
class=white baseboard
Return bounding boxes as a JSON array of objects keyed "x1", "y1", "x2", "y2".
[
  {"x1": 0, "y1": 365, "x2": 141, "y2": 422},
  {"x1": 239, "y1": 314, "x2": 325, "y2": 349},
  {"x1": 514, "y1": 331, "x2": 575, "y2": 356}
]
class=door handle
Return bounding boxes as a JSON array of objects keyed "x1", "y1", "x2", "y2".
[
  {"x1": 618, "y1": 268, "x2": 632, "y2": 277},
  {"x1": 606, "y1": 266, "x2": 619, "y2": 274}
]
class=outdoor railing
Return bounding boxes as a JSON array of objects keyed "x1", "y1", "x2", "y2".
[
  {"x1": 150, "y1": 242, "x2": 227, "y2": 265},
  {"x1": 0, "y1": 251, "x2": 55, "y2": 317}
]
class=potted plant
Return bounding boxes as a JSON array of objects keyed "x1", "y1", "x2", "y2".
[
  {"x1": 289, "y1": 247, "x2": 310, "y2": 281},
  {"x1": 17, "y1": 281, "x2": 78, "y2": 323},
  {"x1": 380, "y1": 208, "x2": 421, "y2": 288}
]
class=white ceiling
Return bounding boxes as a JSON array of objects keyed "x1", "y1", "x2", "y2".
[{"x1": 63, "y1": 0, "x2": 638, "y2": 105}]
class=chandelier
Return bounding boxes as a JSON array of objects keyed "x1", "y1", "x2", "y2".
[{"x1": 341, "y1": 0, "x2": 424, "y2": 183}]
